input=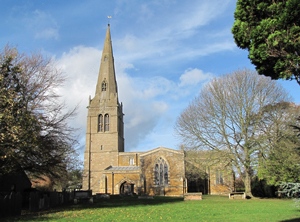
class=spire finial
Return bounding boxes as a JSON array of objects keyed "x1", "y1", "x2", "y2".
[{"x1": 107, "y1": 16, "x2": 112, "y2": 25}]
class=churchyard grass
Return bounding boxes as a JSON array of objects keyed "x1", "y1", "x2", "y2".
[{"x1": 6, "y1": 195, "x2": 300, "y2": 222}]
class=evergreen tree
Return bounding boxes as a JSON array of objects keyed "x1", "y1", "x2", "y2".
[{"x1": 232, "y1": 0, "x2": 300, "y2": 84}]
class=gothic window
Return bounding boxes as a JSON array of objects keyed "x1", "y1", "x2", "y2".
[
  {"x1": 154, "y1": 157, "x2": 168, "y2": 186},
  {"x1": 104, "y1": 114, "x2": 109, "y2": 131},
  {"x1": 216, "y1": 170, "x2": 223, "y2": 185},
  {"x1": 98, "y1": 114, "x2": 103, "y2": 132},
  {"x1": 102, "y1": 80, "x2": 107, "y2": 91}
]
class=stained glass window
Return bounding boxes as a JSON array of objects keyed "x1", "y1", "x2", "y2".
[{"x1": 154, "y1": 157, "x2": 168, "y2": 186}]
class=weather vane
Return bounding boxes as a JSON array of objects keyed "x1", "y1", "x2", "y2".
[{"x1": 107, "y1": 16, "x2": 112, "y2": 25}]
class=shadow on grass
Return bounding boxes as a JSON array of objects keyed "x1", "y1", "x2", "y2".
[
  {"x1": 3, "y1": 196, "x2": 184, "y2": 221},
  {"x1": 280, "y1": 218, "x2": 300, "y2": 222}
]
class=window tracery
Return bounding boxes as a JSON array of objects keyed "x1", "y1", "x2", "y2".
[{"x1": 154, "y1": 157, "x2": 168, "y2": 186}]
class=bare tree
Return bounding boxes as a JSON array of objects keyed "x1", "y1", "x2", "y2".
[
  {"x1": 0, "y1": 45, "x2": 79, "y2": 184},
  {"x1": 175, "y1": 69, "x2": 291, "y2": 196}
]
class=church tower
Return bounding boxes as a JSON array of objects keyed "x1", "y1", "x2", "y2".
[{"x1": 82, "y1": 24, "x2": 124, "y2": 191}]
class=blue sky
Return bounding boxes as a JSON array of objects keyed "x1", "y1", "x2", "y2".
[{"x1": 1, "y1": 0, "x2": 300, "y2": 158}]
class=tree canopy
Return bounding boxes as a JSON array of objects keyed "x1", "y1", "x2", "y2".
[
  {"x1": 232, "y1": 0, "x2": 300, "y2": 84},
  {"x1": 175, "y1": 69, "x2": 293, "y2": 196},
  {"x1": 257, "y1": 102, "x2": 300, "y2": 185},
  {"x1": 0, "y1": 46, "x2": 79, "y2": 182}
]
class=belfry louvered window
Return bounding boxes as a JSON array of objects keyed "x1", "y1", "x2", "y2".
[
  {"x1": 98, "y1": 114, "x2": 103, "y2": 132},
  {"x1": 104, "y1": 114, "x2": 109, "y2": 131},
  {"x1": 102, "y1": 80, "x2": 107, "y2": 91},
  {"x1": 154, "y1": 157, "x2": 168, "y2": 186}
]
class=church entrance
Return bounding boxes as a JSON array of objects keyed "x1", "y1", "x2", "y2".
[{"x1": 120, "y1": 182, "x2": 134, "y2": 195}]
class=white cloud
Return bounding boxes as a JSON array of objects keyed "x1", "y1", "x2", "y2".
[
  {"x1": 179, "y1": 68, "x2": 213, "y2": 87},
  {"x1": 55, "y1": 46, "x2": 102, "y2": 135},
  {"x1": 35, "y1": 27, "x2": 59, "y2": 40},
  {"x1": 116, "y1": 71, "x2": 171, "y2": 149},
  {"x1": 176, "y1": 0, "x2": 231, "y2": 31},
  {"x1": 113, "y1": 0, "x2": 235, "y2": 65},
  {"x1": 26, "y1": 9, "x2": 60, "y2": 40},
  {"x1": 138, "y1": 76, "x2": 175, "y2": 99}
]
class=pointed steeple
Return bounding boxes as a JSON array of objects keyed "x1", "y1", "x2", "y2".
[
  {"x1": 83, "y1": 23, "x2": 124, "y2": 192},
  {"x1": 95, "y1": 24, "x2": 118, "y2": 99},
  {"x1": 85, "y1": 22, "x2": 124, "y2": 156}
]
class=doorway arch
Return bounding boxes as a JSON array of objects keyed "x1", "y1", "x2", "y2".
[{"x1": 120, "y1": 181, "x2": 134, "y2": 195}]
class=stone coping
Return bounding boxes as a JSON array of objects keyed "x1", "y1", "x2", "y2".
[
  {"x1": 184, "y1": 192, "x2": 202, "y2": 200},
  {"x1": 229, "y1": 192, "x2": 246, "y2": 199}
]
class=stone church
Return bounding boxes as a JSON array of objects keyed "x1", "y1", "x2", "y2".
[{"x1": 82, "y1": 24, "x2": 186, "y2": 196}]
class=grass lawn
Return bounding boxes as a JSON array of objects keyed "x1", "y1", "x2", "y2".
[{"x1": 4, "y1": 195, "x2": 300, "y2": 222}]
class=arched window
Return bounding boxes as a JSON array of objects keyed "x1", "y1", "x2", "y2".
[
  {"x1": 102, "y1": 80, "x2": 107, "y2": 91},
  {"x1": 98, "y1": 114, "x2": 103, "y2": 132},
  {"x1": 154, "y1": 157, "x2": 168, "y2": 186},
  {"x1": 104, "y1": 114, "x2": 109, "y2": 131}
]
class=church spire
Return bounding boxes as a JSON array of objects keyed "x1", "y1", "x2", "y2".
[{"x1": 95, "y1": 24, "x2": 118, "y2": 98}]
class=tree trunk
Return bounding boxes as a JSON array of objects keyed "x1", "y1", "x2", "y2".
[{"x1": 244, "y1": 171, "x2": 253, "y2": 197}]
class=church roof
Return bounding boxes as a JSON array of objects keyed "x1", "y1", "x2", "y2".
[
  {"x1": 139, "y1": 146, "x2": 184, "y2": 157},
  {"x1": 104, "y1": 166, "x2": 140, "y2": 171}
]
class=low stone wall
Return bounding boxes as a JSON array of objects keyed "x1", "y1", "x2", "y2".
[
  {"x1": 184, "y1": 192, "x2": 202, "y2": 200},
  {"x1": 229, "y1": 192, "x2": 246, "y2": 199}
]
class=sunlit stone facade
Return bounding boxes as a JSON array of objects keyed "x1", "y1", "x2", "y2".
[{"x1": 82, "y1": 25, "x2": 185, "y2": 196}]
